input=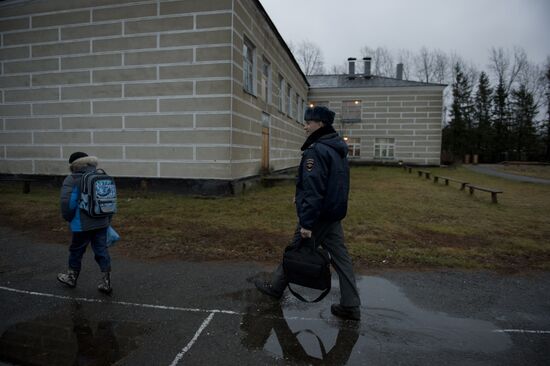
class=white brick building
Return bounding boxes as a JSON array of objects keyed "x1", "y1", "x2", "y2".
[{"x1": 0, "y1": 0, "x2": 445, "y2": 193}]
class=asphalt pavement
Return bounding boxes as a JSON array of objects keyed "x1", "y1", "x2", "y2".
[
  {"x1": 1, "y1": 226, "x2": 549, "y2": 365},
  {"x1": 464, "y1": 164, "x2": 550, "y2": 185}
]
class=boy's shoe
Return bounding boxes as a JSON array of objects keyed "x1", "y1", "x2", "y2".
[
  {"x1": 331, "y1": 304, "x2": 361, "y2": 321},
  {"x1": 97, "y1": 272, "x2": 112, "y2": 294},
  {"x1": 57, "y1": 269, "x2": 79, "y2": 288},
  {"x1": 254, "y1": 280, "x2": 283, "y2": 300}
]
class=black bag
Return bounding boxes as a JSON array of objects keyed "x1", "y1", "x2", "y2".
[{"x1": 283, "y1": 238, "x2": 331, "y2": 303}]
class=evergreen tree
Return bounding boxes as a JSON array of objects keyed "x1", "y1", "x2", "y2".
[
  {"x1": 473, "y1": 71, "x2": 493, "y2": 162},
  {"x1": 510, "y1": 84, "x2": 538, "y2": 160},
  {"x1": 491, "y1": 77, "x2": 510, "y2": 161},
  {"x1": 443, "y1": 63, "x2": 474, "y2": 161},
  {"x1": 545, "y1": 63, "x2": 550, "y2": 161}
]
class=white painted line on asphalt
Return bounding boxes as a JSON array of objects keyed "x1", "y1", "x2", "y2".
[
  {"x1": 169, "y1": 312, "x2": 215, "y2": 366},
  {"x1": 0, "y1": 285, "x2": 329, "y2": 322},
  {"x1": 493, "y1": 329, "x2": 550, "y2": 334},
  {"x1": 0, "y1": 285, "x2": 239, "y2": 315},
  {"x1": 0, "y1": 285, "x2": 336, "y2": 322}
]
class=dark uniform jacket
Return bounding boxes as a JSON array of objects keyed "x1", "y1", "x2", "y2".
[
  {"x1": 60, "y1": 156, "x2": 111, "y2": 232},
  {"x1": 295, "y1": 126, "x2": 350, "y2": 230}
]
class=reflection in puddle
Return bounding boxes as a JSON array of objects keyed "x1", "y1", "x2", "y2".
[
  {"x1": 361, "y1": 277, "x2": 512, "y2": 353},
  {"x1": 0, "y1": 301, "x2": 149, "y2": 366},
  {"x1": 241, "y1": 290, "x2": 359, "y2": 365},
  {"x1": 240, "y1": 295, "x2": 359, "y2": 365},
  {"x1": 237, "y1": 273, "x2": 512, "y2": 364}
]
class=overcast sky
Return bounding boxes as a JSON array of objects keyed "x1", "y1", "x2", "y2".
[{"x1": 260, "y1": 0, "x2": 550, "y2": 71}]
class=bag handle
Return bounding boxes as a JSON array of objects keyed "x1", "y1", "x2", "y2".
[
  {"x1": 293, "y1": 329, "x2": 328, "y2": 358},
  {"x1": 288, "y1": 282, "x2": 330, "y2": 303}
]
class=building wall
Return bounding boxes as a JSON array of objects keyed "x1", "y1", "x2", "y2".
[
  {"x1": 230, "y1": 0, "x2": 307, "y2": 178},
  {"x1": 308, "y1": 87, "x2": 445, "y2": 165},
  {"x1": 0, "y1": 0, "x2": 240, "y2": 179},
  {"x1": 0, "y1": 0, "x2": 441, "y2": 183}
]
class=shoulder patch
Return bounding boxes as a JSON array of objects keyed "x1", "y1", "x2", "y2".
[{"x1": 305, "y1": 158, "x2": 315, "y2": 172}]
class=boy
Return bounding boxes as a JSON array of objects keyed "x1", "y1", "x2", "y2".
[{"x1": 57, "y1": 152, "x2": 113, "y2": 294}]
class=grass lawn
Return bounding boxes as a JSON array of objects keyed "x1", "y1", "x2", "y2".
[{"x1": 1, "y1": 166, "x2": 549, "y2": 272}]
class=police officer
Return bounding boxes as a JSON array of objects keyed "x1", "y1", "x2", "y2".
[{"x1": 256, "y1": 106, "x2": 361, "y2": 321}]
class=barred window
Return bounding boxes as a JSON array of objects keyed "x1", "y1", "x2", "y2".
[
  {"x1": 261, "y1": 58, "x2": 271, "y2": 102},
  {"x1": 287, "y1": 84, "x2": 292, "y2": 116},
  {"x1": 342, "y1": 100, "x2": 361, "y2": 122},
  {"x1": 279, "y1": 76, "x2": 285, "y2": 112},
  {"x1": 243, "y1": 38, "x2": 255, "y2": 94},
  {"x1": 308, "y1": 101, "x2": 329, "y2": 108}
]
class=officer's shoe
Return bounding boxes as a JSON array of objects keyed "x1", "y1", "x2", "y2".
[
  {"x1": 97, "y1": 272, "x2": 112, "y2": 294},
  {"x1": 57, "y1": 269, "x2": 79, "y2": 288},
  {"x1": 254, "y1": 280, "x2": 283, "y2": 300},
  {"x1": 331, "y1": 304, "x2": 361, "y2": 321}
]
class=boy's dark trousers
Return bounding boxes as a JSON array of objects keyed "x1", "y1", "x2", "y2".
[
  {"x1": 69, "y1": 227, "x2": 111, "y2": 272},
  {"x1": 270, "y1": 220, "x2": 361, "y2": 307}
]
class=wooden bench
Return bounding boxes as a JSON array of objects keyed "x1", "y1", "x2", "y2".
[
  {"x1": 417, "y1": 170, "x2": 431, "y2": 179},
  {"x1": 433, "y1": 175, "x2": 469, "y2": 190},
  {"x1": 0, "y1": 177, "x2": 37, "y2": 194},
  {"x1": 466, "y1": 184, "x2": 503, "y2": 203},
  {"x1": 403, "y1": 166, "x2": 412, "y2": 173}
]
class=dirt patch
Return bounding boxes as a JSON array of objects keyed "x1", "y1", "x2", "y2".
[{"x1": 113, "y1": 223, "x2": 290, "y2": 262}]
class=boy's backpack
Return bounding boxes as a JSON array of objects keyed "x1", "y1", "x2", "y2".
[
  {"x1": 79, "y1": 169, "x2": 117, "y2": 217},
  {"x1": 283, "y1": 238, "x2": 331, "y2": 303}
]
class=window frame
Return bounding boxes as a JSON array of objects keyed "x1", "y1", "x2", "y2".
[
  {"x1": 342, "y1": 100, "x2": 362, "y2": 122},
  {"x1": 374, "y1": 138, "x2": 396, "y2": 159},
  {"x1": 278, "y1": 75, "x2": 285, "y2": 112},
  {"x1": 243, "y1": 37, "x2": 256, "y2": 95},
  {"x1": 346, "y1": 137, "x2": 361, "y2": 158},
  {"x1": 261, "y1": 57, "x2": 271, "y2": 103},
  {"x1": 286, "y1": 84, "x2": 292, "y2": 117}
]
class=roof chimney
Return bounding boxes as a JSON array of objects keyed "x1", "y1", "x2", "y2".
[
  {"x1": 363, "y1": 57, "x2": 371, "y2": 78},
  {"x1": 348, "y1": 57, "x2": 356, "y2": 78},
  {"x1": 396, "y1": 63, "x2": 404, "y2": 80}
]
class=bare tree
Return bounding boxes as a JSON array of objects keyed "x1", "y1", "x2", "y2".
[
  {"x1": 517, "y1": 60, "x2": 546, "y2": 108},
  {"x1": 396, "y1": 49, "x2": 414, "y2": 80},
  {"x1": 488, "y1": 46, "x2": 528, "y2": 93},
  {"x1": 360, "y1": 46, "x2": 394, "y2": 76},
  {"x1": 432, "y1": 49, "x2": 449, "y2": 84},
  {"x1": 415, "y1": 47, "x2": 435, "y2": 83},
  {"x1": 293, "y1": 40, "x2": 325, "y2": 75},
  {"x1": 449, "y1": 53, "x2": 478, "y2": 86},
  {"x1": 328, "y1": 62, "x2": 348, "y2": 75}
]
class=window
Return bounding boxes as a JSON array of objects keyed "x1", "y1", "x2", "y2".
[
  {"x1": 342, "y1": 100, "x2": 361, "y2": 122},
  {"x1": 261, "y1": 112, "x2": 270, "y2": 127},
  {"x1": 279, "y1": 76, "x2": 285, "y2": 112},
  {"x1": 261, "y1": 58, "x2": 271, "y2": 102},
  {"x1": 243, "y1": 38, "x2": 255, "y2": 94},
  {"x1": 345, "y1": 137, "x2": 361, "y2": 157},
  {"x1": 287, "y1": 84, "x2": 292, "y2": 116},
  {"x1": 297, "y1": 96, "x2": 302, "y2": 122},
  {"x1": 308, "y1": 101, "x2": 329, "y2": 108},
  {"x1": 374, "y1": 138, "x2": 395, "y2": 159}
]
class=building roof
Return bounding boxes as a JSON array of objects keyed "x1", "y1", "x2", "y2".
[
  {"x1": 253, "y1": 0, "x2": 309, "y2": 87},
  {"x1": 307, "y1": 74, "x2": 447, "y2": 89}
]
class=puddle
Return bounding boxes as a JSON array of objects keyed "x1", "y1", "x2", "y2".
[
  {"x1": 0, "y1": 301, "x2": 150, "y2": 366},
  {"x1": 238, "y1": 274, "x2": 512, "y2": 364}
]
